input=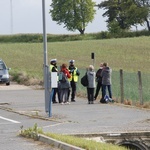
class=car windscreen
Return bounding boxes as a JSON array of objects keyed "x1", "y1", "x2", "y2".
[{"x1": 0, "y1": 63, "x2": 6, "y2": 70}]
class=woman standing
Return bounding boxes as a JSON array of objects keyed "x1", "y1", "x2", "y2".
[
  {"x1": 87, "y1": 65, "x2": 96, "y2": 104},
  {"x1": 59, "y1": 63, "x2": 71, "y2": 104}
]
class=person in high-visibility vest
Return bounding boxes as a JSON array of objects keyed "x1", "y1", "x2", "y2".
[
  {"x1": 50, "y1": 59, "x2": 60, "y2": 103},
  {"x1": 68, "y1": 60, "x2": 80, "y2": 102}
]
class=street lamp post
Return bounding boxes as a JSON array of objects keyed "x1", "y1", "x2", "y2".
[{"x1": 42, "y1": 0, "x2": 50, "y2": 114}]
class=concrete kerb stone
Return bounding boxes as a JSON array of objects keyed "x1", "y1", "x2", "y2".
[{"x1": 38, "y1": 134, "x2": 85, "y2": 150}]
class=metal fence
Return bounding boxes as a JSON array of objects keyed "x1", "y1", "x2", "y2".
[{"x1": 77, "y1": 69, "x2": 150, "y2": 104}]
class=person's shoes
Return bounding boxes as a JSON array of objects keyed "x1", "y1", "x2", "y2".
[
  {"x1": 91, "y1": 101, "x2": 94, "y2": 104},
  {"x1": 109, "y1": 98, "x2": 115, "y2": 103},
  {"x1": 94, "y1": 97, "x2": 96, "y2": 101},
  {"x1": 53, "y1": 101, "x2": 58, "y2": 104},
  {"x1": 71, "y1": 99, "x2": 76, "y2": 102},
  {"x1": 61, "y1": 102, "x2": 64, "y2": 105},
  {"x1": 65, "y1": 102, "x2": 70, "y2": 105},
  {"x1": 88, "y1": 101, "x2": 90, "y2": 104}
]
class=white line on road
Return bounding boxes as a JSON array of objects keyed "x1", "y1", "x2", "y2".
[{"x1": 0, "y1": 116, "x2": 20, "y2": 124}]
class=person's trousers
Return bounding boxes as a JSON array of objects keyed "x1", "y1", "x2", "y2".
[
  {"x1": 87, "y1": 88, "x2": 95, "y2": 102},
  {"x1": 52, "y1": 88, "x2": 60, "y2": 103},
  {"x1": 94, "y1": 82, "x2": 102, "y2": 99},
  {"x1": 60, "y1": 88, "x2": 69, "y2": 103},
  {"x1": 68, "y1": 81, "x2": 77, "y2": 100},
  {"x1": 102, "y1": 85, "x2": 112, "y2": 99}
]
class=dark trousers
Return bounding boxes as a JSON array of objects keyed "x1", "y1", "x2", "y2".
[
  {"x1": 102, "y1": 85, "x2": 112, "y2": 99},
  {"x1": 87, "y1": 88, "x2": 95, "y2": 102},
  {"x1": 60, "y1": 88, "x2": 69, "y2": 103},
  {"x1": 52, "y1": 88, "x2": 60, "y2": 103},
  {"x1": 94, "y1": 82, "x2": 102, "y2": 99},
  {"x1": 68, "y1": 81, "x2": 77, "y2": 100}
]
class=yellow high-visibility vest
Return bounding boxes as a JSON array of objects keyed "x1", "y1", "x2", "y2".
[
  {"x1": 69, "y1": 68, "x2": 79, "y2": 82},
  {"x1": 49, "y1": 65, "x2": 58, "y2": 72}
]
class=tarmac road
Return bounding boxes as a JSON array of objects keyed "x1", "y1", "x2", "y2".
[
  {"x1": 0, "y1": 82, "x2": 150, "y2": 149},
  {"x1": 0, "y1": 82, "x2": 150, "y2": 134},
  {"x1": 0, "y1": 82, "x2": 60, "y2": 150}
]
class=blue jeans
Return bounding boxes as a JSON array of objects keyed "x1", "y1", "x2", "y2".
[{"x1": 102, "y1": 85, "x2": 112, "y2": 99}]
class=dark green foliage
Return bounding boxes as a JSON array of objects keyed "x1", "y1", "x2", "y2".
[
  {"x1": 97, "y1": 0, "x2": 149, "y2": 31},
  {"x1": 0, "y1": 30, "x2": 149, "y2": 43}
]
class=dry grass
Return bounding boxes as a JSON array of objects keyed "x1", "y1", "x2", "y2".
[{"x1": 124, "y1": 99, "x2": 132, "y2": 105}]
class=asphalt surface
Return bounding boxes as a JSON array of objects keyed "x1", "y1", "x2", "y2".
[{"x1": 0, "y1": 83, "x2": 150, "y2": 149}]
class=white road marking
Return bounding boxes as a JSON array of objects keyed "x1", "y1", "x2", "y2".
[{"x1": 0, "y1": 116, "x2": 20, "y2": 124}]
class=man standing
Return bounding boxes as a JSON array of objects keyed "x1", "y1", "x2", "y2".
[
  {"x1": 49, "y1": 59, "x2": 60, "y2": 103},
  {"x1": 68, "y1": 60, "x2": 80, "y2": 102},
  {"x1": 94, "y1": 63, "x2": 103, "y2": 100}
]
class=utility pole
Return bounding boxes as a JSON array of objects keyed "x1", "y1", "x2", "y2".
[{"x1": 42, "y1": 0, "x2": 50, "y2": 113}]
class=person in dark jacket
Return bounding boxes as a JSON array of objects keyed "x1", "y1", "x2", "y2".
[
  {"x1": 94, "y1": 63, "x2": 103, "y2": 100},
  {"x1": 87, "y1": 65, "x2": 96, "y2": 104},
  {"x1": 100, "y1": 62, "x2": 112, "y2": 103}
]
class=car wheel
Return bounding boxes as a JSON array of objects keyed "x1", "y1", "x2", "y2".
[{"x1": 6, "y1": 82, "x2": 10, "y2": 86}]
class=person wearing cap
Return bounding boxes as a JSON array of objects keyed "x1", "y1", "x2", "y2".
[
  {"x1": 68, "y1": 60, "x2": 80, "y2": 102},
  {"x1": 49, "y1": 59, "x2": 60, "y2": 103}
]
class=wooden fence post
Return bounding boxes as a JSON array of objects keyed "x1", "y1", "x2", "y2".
[
  {"x1": 120, "y1": 69, "x2": 124, "y2": 103},
  {"x1": 138, "y1": 71, "x2": 143, "y2": 105}
]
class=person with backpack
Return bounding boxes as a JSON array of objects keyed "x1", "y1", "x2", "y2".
[
  {"x1": 94, "y1": 63, "x2": 103, "y2": 100},
  {"x1": 100, "y1": 62, "x2": 113, "y2": 103},
  {"x1": 58, "y1": 63, "x2": 71, "y2": 104},
  {"x1": 86, "y1": 65, "x2": 96, "y2": 104}
]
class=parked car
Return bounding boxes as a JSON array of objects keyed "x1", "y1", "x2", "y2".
[{"x1": 0, "y1": 59, "x2": 10, "y2": 86}]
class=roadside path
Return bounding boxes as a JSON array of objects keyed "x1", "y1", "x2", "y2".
[{"x1": 0, "y1": 82, "x2": 150, "y2": 135}]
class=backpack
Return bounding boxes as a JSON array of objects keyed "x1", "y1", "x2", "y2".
[
  {"x1": 81, "y1": 73, "x2": 88, "y2": 87},
  {"x1": 59, "y1": 72, "x2": 67, "y2": 83}
]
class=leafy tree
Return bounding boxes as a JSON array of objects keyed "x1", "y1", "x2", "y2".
[
  {"x1": 134, "y1": 0, "x2": 150, "y2": 31},
  {"x1": 97, "y1": 0, "x2": 149, "y2": 30},
  {"x1": 107, "y1": 19, "x2": 122, "y2": 34},
  {"x1": 50, "y1": 0, "x2": 96, "y2": 34}
]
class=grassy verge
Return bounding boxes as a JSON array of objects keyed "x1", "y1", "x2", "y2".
[{"x1": 20, "y1": 124, "x2": 127, "y2": 150}]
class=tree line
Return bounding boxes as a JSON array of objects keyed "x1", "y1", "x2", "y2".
[{"x1": 50, "y1": 0, "x2": 150, "y2": 34}]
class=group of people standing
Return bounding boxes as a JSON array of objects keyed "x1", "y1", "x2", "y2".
[
  {"x1": 49, "y1": 58, "x2": 112, "y2": 105},
  {"x1": 49, "y1": 59, "x2": 80, "y2": 104},
  {"x1": 86, "y1": 62, "x2": 113, "y2": 104}
]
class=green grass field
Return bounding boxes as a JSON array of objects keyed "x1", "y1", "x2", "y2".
[{"x1": 0, "y1": 36, "x2": 150, "y2": 103}]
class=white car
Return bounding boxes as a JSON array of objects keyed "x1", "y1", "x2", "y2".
[{"x1": 0, "y1": 59, "x2": 10, "y2": 86}]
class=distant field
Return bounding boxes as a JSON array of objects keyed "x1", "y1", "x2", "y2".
[{"x1": 0, "y1": 36, "x2": 150, "y2": 102}]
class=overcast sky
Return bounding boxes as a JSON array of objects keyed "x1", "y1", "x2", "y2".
[{"x1": 0, "y1": 0, "x2": 108, "y2": 35}]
